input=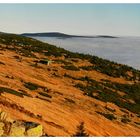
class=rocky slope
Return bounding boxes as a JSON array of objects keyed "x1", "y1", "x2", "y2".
[{"x1": 0, "y1": 33, "x2": 140, "y2": 136}]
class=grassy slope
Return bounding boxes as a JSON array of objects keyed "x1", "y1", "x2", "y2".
[{"x1": 0, "y1": 33, "x2": 140, "y2": 136}]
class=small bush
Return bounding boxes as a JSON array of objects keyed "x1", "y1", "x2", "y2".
[
  {"x1": 39, "y1": 59, "x2": 49, "y2": 65},
  {"x1": 64, "y1": 98, "x2": 75, "y2": 104},
  {"x1": 18, "y1": 89, "x2": 32, "y2": 97},
  {"x1": 62, "y1": 65, "x2": 80, "y2": 71},
  {"x1": 0, "y1": 61, "x2": 5, "y2": 65},
  {"x1": 73, "y1": 122, "x2": 89, "y2": 137},
  {"x1": 136, "y1": 114, "x2": 140, "y2": 118},
  {"x1": 38, "y1": 92, "x2": 52, "y2": 98},
  {"x1": 54, "y1": 59, "x2": 72, "y2": 65},
  {"x1": 0, "y1": 87, "x2": 30, "y2": 97},
  {"x1": 134, "y1": 122, "x2": 140, "y2": 125},
  {"x1": 121, "y1": 118, "x2": 131, "y2": 123},
  {"x1": 96, "y1": 111, "x2": 116, "y2": 120},
  {"x1": 24, "y1": 82, "x2": 41, "y2": 90},
  {"x1": 36, "y1": 96, "x2": 51, "y2": 103}
]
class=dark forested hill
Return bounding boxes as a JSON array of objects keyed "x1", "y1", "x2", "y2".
[{"x1": 21, "y1": 32, "x2": 117, "y2": 38}]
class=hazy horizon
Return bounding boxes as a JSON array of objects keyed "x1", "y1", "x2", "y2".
[
  {"x1": 1, "y1": 31, "x2": 140, "y2": 38},
  {"x1": 0, "y1": 4, "x2": 140, "y2": 36}
]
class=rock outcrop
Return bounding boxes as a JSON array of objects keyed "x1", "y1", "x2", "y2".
[
  {"x1": 26, "y1": 123, "x2": 43, "y2": 137},
  {"x1": 0, "y1": 109, "x2": 43, "y2": 137}
]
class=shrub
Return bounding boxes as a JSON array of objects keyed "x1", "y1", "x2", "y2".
[
  {"x1": 38, "y1": 92, "x2": 52, "y2": 98},
  {"x1": 79, "y1": 56, "x2": 140, "y2": 81},
  {"x1": 64, "y1": 98, "x2": 75, "y2": 104},
  {"x1": 121, "y1": 118, "x2": 131, "y2": 123},
  {"x1": 134, "y1": 122, "x2": 140, "y2": 125},
  {"x1": 18, "y1": 89, "x2": 32, "y2": 97},
  {"x1": 104, "y1": 113, "x2": 117, "y2": 120},
  {"x1": 0, "y1": 87, "x2": 30, "y2": 97},
  {"x1": 24, "y1": 82, "x2": 41, "y2": 90},
  {"x1": 62, "y1": 65, "x2": 80, "y2": 71},
  {"x1": 74, "y1": 77, "x2": 140, "y2": 114},
  {"x1": 73, "y1": 122, "x2": 89, "y2": 137},
  {"x1": 54, "y1": 59, "x2": 72, "y2": 65},
  {"x1": 36, "y1": 96, "x2": 51, "y2": 103},
  {"x1": 96, "y1": 111, "x2": 116, "y2": 120},
  {"x1": 0, "y1": 61, "x2": 5, "y2": 65},
  {"x1": 39, "y1": 59, "x2": 49, "y2": 65}
]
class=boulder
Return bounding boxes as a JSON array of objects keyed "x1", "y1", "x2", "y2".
[
  {"x1": 9, "y1": 122, "x2": 25, "y2": 136},
  {"x1": 0, "y1": 122, "x2": 4, "y2": 128},
  {"x1": 0, "y1": 122, "x2": 4, "y2": 136},
  {"x1": 0, "y1": 111, "x2": 8, "y2": 121},
  {"x1": 0, "y1": 111, "x2": 14, "y2": 123},
  {"x1": 6, "y1": 116, "x2": 14, "y2": 123},
  {"x1": 0, "y1": 129, "x2": 4, "y2": 136},
  {"x1": 26, "y1": 124, "x2": 43, "y2": 137}
]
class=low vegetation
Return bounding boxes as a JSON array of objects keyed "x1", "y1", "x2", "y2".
[
  {"x1": 54, "y1": 59, "x2": 72, "y2": 65},
  {"x1": 74, "y1": 75, "x2": 140, "y2": 114},
  {"x1": 24, "y1": 82, "x2": 42, "y2": 90},
  {"x1": 38, "y1": 92, "x2": 52, "y2": 98},
  {"x1": 96, "y1": 111, "x2": 117, "y2": 121},
  {"x1": 134, "y1": 122, "x2": 140, "y2": 125},
  {"x1": 80, "y1": 56, "x2": 140, "y2": 81},
  {"x1": 36, "y1": 96, "x2": 51, "y2": 103},
  {"x1": 0, "y1": 61, "x2": 5, "y2": 65},
  {"x1": 121, "y1": 118, "x2": 131, "y2": 123},
  {"x1": 64, "y1": 98, "x2": 75, "y2": 104},
  {"x1": 62, "y1": 65, "x2": 80, "y2": 71},
  {"x1": 73, "y1": 122, "x2": 89, "y2": 137},
  {"x1": 1, "y1": 33, "x2": 140, "y2": 81},
  {"x1": 0, "y1": 87, "x2": 31, "y2": 97}
]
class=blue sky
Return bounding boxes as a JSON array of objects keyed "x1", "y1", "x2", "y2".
[{"x1": 0, "y1": 4, "x2": 140, "y2": 36}]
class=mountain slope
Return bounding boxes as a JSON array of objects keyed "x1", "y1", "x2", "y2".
[{"x1": 0, "y1": 33, "x2": 140, "y2": 136}]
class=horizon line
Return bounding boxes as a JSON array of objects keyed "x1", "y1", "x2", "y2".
[{"x1": 1, "y1": 31, "x2": 140, "y2": 38}]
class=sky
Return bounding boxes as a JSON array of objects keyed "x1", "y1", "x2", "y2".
[{"x1": 0, "y1": 4, "x2": 140, "y2": 36}]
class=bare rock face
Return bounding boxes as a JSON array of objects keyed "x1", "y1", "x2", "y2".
[{"x1": 0, "y1": 109, "x2": 43, "y2": 137}]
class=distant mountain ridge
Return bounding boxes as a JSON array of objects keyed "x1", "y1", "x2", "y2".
[{"x1": 21, "y1": 32, "x2": 118, "y2": 38}]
